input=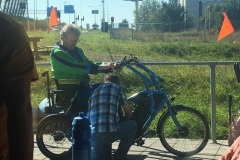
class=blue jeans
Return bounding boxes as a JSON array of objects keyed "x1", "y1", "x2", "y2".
[{"x1": 91, "y1": 120, "x2": 137, "y2": 160}]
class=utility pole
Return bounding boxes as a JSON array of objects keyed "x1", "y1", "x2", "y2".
[
  {"x1": 101, "y1": 0, "x2": 105, "y2": 32},
  {"x1": 74, "y1": 10, "x2": 76, "y2": 24},
  {"x1": 47, "y1": 0, "x2": 49, "y2": 34},
  {"x1": 80, "y1": 0, "x2": 83, "y2": 28},
  {"x1": 81, "y1": 16, "x2": 84, "y2": 29},
  {"x1": 34, "y1": 0, "x2": 35, "y2": 30},
  {"x1": 199, "y1": 0, "x2": 208, "y2": 42},
  {"x1": 204, "y1": 1, "x2": 206, "y2": 42},
  {"x1": 27, "y1": 0, "x2": 30, "y2": 31},
  {"x1": 60, "y1": 2, "x2": 66, "y2": 24},
  {"x1": 208, "y1": 6, "x2": 211, "y2": 30},
  {"x1": 135, "y1": 0, "x2": 139, "y2": 30}
]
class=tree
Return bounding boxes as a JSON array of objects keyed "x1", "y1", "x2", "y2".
[
  {"x1": 122, "y1": 18, "x2": 129, "y2": 23},
  {"x1": 135, "y1": 0, "x2": 160, "y2": 23},
  {"x1": 205, "y1": 3, "x2": 224, "y2": 30},
  {"x1": 119, "y1": 18, "x2": 129, "y2": 28},
  {"x1": 222, "y1": 0, "x2": 240, "y2": 30},
  {"x1": 205, "y1": 0, "x2": 240, "y2": 31},
  {"x1": 135, "y1": 0, "x2": 193, "y2": 32},
  {"x1": 158, "y1": 0, "x2": 193, "y2": 32}
]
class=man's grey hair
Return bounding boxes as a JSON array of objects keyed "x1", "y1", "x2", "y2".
[{"x1": 60, "y1": 24, "x2": 81, "y2": 38}]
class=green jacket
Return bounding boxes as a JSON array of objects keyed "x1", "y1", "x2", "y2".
[{"x1": 50, "y1": 42, "x2": 101, "y2": 80}]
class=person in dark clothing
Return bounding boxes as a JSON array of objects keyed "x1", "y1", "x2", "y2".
[{"x1": 0, "y1": 11, "x2": 39, "y2": 160}]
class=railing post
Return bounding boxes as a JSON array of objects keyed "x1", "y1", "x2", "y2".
[{"x1": 209, "y1": 62, "x2": 217, "y2": 143}]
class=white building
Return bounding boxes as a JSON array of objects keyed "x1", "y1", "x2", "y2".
[{"x1": 178, "y1": 0, "x2": 221, "y2": 29}]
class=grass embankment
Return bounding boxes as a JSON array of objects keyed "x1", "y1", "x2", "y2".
[{"x1": 29, "y1": 30, "x2": 240, "y2": 139}]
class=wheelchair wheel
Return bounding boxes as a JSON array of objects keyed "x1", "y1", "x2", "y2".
[
  {"x1": 36, "y1": 114, "x2": 72, "y2": 160},
  {"x1": 157, "y1": 105, "x2": 209, "y2": 157}
]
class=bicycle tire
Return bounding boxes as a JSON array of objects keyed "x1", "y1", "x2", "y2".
[
  {"x1": 36, "y1": 114, "x2": 72, "y2": 160},
  {"x1": 157, "y1": 105, "x2": 209, "y2": 157}
]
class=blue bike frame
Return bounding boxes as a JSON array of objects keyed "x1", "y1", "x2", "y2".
[{"x1": 124, "y1": 58, "x2": 184, "y2": 132}]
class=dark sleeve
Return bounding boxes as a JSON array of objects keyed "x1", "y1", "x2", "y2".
[{"x1": 0, "y1": 23, "x2": 39, "y2": 83}]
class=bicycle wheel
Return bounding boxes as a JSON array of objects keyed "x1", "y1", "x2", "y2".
[
  {"x1": 36, "y1": 114, "x2": 72, "y2": 160},
  {"x1": 157, "y1": 105, "x2": 209, "y2": 157}
]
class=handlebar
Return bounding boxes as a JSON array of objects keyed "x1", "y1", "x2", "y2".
[
  {"x1": 114, "y1": 56, "x2": 138, "y2": 70},
  {"x1": 114, "y1": 55, "x2": 164, "y2": 85}
]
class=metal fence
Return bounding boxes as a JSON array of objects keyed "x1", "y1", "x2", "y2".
[
  {"x1": 36, "y1": 61, "x2": 240, "y2": 143},
  {"x1": 110, "y1": 22, "x2": 240, "y2": 42},
  {"x1": 16, "y1": 17, "x2": 240, "y2": 43}
]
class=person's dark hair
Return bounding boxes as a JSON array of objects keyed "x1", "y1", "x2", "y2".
[{"x1": 104, "y1": 73, "x2": 120, "y2": 84}]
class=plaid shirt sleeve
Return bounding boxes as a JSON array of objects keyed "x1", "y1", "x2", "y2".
[{"x1": 118, "y1": 86, "x2": 128, "y2": 106}]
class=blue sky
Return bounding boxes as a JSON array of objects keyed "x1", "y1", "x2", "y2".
[{"x1": 28, "y1": 0, "x2": 166, "y2": 28}]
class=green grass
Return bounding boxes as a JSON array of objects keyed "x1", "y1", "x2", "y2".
[{"x1": 28, "y1": 29, "x2": 240, "y2": 139}]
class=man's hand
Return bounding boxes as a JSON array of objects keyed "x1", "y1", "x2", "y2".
[{"x1": 122, "y1": 103, "x2": 133, "y2": 120}]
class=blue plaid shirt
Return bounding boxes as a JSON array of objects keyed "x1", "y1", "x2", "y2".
[{"x1": 88, "y1": 82, "x2": 128, "y2": 133}]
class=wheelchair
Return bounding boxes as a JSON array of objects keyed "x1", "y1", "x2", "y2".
[{"x1": 36, "y1": 71, "x2": 95, "y2": 160}]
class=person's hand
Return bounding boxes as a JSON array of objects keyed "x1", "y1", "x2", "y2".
[
  {"x1": 115, "y1": 62, "x2": 124, "y2": 71},
  {"x1": 98, "y1": 62, "x2": 115, "y2": 71},
  {"x1": 100, "y1": 62, "x2": 115, "y2": 70},
  {"x1": 108, "y1": 63, "x2": 116, "y2": 70},
  {"x1": 100, "y1": 62, "x2": 109, "y2": 66}
]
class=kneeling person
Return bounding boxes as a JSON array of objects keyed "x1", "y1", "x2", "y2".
[{"x1": 88, "y1": 73, "x2": 137, "y2": 160}]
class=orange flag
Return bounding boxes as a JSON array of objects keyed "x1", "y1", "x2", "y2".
[
  {"x1": 49, "y1": 7, "x2": 58, "y2": 30},
  {"x1": 217, "y1": 12, "x2": 234, "y2": 41}
]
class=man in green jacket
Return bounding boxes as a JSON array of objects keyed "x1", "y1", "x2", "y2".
[
  {"x1": 50, "y1": 24, "x2": 114, "y2": 81},
  {"x1": 50, "y1": 24, "x2": 115, "y2": 114}
]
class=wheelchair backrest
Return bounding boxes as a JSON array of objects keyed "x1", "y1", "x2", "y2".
[{"x1": 54, "y1": 79, "x2": 81, "y2": 112}]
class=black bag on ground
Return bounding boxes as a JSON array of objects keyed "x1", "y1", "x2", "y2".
[{"x1": 130, "y1": 98, "x2": 151, "y2": 139}]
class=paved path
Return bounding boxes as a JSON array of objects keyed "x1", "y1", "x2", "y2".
[{"x1": 34, "y1": 137, "x2": 230, "y2": 160}]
